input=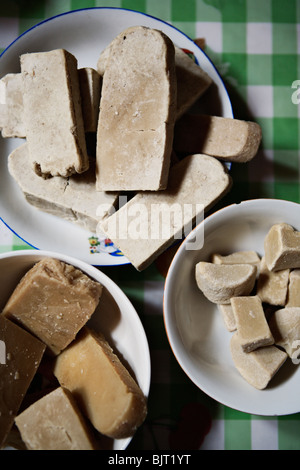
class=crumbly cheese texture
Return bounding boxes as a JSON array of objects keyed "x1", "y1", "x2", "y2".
[
  {"x1": 286, "y1": 269, "x2": 300, "y2": 307},
  {"x1": 3, "y1": 258, "x2": 102, "y2": 355},
  {"x1": 54, "y1": 327, "x2": 147, "y2": 439},
  {"x1": 257, "y1": 256, "x2": 289, "y2": 306},
  {"x1": 15, "y1": 387, "x2": 96, "y2": 450},
  {"x1": 96, "y1": 26, "x2": 177, "y2": 191},
  {"x1": 0, "y1": 315, "x2": 45, "y2": 447},
  {"x1": 8, "y1": 143, "x2": 118, "y2": 232},
  {"x1": 269, "y1": 307, "x2": 300, "y2": 359},
  {"x1": 21, "y1": 49, "x2": 88, "y2": 177},
  {"x1": 195, "y1": 261, "x2": 257, "y2": 304},
  {"x1": 173, "y1": 114, "x2": 262, "y2": 162},
  {"x1": 230, "y1": 332, "x2": 287, "y2": 390},
  {"x1": 231, "y1": 295, "x2": 274, "y2": 353},
  {"x1": 264, "y1": 223, "x2": 300, "y2": 272},
  {"x1": 100, "y1": 154, "x2": 232, "y2": 271}
]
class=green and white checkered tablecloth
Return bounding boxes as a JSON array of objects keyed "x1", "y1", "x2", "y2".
[{"x1": 0, "y1": 0, "x2": 300, "y2": 451}]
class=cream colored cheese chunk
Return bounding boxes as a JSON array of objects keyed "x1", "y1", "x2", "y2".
[
  {"x1": 264, "y1": 223, "x2": 300, "y2": 272},
  {"x1": 54, "y1": 327, "x2": 147, "y2": 439},
  {"x1": 230, "y1": 332, "x2": 287, "y2": 390},
  {"x1": 195, "y1": 262, "x2": 256, "y2": 304},
  {"x1": 100, "y1": 154, "x2": 232, "y2": 271},
  {"x1": 256, "y1": 256, "x2": 289, "y2": 306},
  {"x1": 96, "y1": 26, "x2": 177, "y2": 191},
  {"x1": 15, "y1": 387, "x2": 96, "y2": 450},
  {"x1": 217, "y1": 304, "x2": 236, "y2": 332},
  {"x1": 0, "y1": 73, "x2": 25, "y2": 138},
  {"x1": 212, "y1": 250, "x2": 260, "y2": 268},
  {"x1": 286, "y1": 269, "x2": 300, "y2": 307},
  {"x1": 231, "y1": 295, "x2": 274, "y2": 352},
  {"x1": 8, "y1": 143, "x2": 119, "y2": 232},
  {"x1": 78, "y1": 67, "x2": 102, "y2": 133},
  {"x1": 173, "y1": 114, "x2": 262, "y2": 162},
  {"x1": 269, "y1": 307, "x2": 300, "y2": 359},
  {"x1": 21, "y1": 49, "x2": 88, "y2": 177}
]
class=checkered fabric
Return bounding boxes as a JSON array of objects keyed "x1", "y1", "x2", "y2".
[{"x1": 0, "y1": 0, "x2": 300, "y2": 451}]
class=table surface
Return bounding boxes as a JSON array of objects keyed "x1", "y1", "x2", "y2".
[{"x1": 0, "y1": 0, "x2": 300, "y2": 451}]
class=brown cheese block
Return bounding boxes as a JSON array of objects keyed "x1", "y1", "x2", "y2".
[
  {"x1": 21, "y1": 49, "x2": 88, "y2": 178},
  {"x1": 96, "y1": 26, "x2": 177, "y2": 191},
  {"x1": 269, "y1": 307, "x2": 300, "y2": 359},
  {"x1": 78, "y1": 67, "x2": 102, "y2": 133},
  {"x1": 256, "y1": 256, "x2": 289, "y2": 306},
  {"x1": 0, "y1": 315, "x2": 45, "y2": 448},
  {"x1": 264, "y1": 223, "x2": 300, "y2": 272},
  {"x1": 15, "y1": 387, "x2": 96, "y2": 450},
  {"x1": 286, "y1": 269, "x2": 300, "y2": 307},
  {"x1": 173, "y1": 114, "x2": 262, "y2": 162},
  {"x1": 3, "y1": 258, "x2": 102, "y2": 355},
  {"x1": 54, "y1": 327, "x2": 147, "y2": 439}
]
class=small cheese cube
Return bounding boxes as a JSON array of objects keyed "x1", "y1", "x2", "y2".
[
  {"x1": 264, "y1": 223, "x2": 300, "y2": 272},
  {"x1": 286, "y1": 270, "x2": 300, "y2": 307},
  {"x1": 256, "y1": 256, "x2": 289, "y2": 306},
  {"x1": 269, "y1": 307, "x2": 300, "y2": 359}
]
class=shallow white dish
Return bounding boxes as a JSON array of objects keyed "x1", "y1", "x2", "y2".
[
  {"x1": 0, "y1": 249, "x2": 151, "y2": 450},
  {"x1": 0, "y1": 7, "x2": 233, "y2": 266},
  {"x1": 164, "y1": 198, "x2": 300, "y2": 416}
]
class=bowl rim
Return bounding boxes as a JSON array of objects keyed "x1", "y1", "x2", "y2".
[{"x1": 163, "y1": 198, "x2": 300, "y2": 415}]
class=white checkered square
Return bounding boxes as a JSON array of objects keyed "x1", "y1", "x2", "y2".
[{"x1": 247, "y1": 22, "x2": 272, "y2": 54}]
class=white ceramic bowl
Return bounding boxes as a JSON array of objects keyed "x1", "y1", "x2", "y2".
[
  {"x1": 0, "y1": 7, "x2": 233, "y2": 266},
  {"x1": 0, "y1": 250, "x2": 151, "y2": 450},
  {"x1": 164, "y1": 198, "x2": 300, "y2": 416}
]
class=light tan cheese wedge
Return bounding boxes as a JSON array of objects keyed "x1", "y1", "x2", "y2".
[
  {"x1": 97, "y1": 43, "x2": 212, "y2": 120},
  {"x1": 256, "y1": 256, "x2": 289, "y2": 306},
  {"x1": 96, "y1": 26, "x2": 177, "y2": 191},
  {"x1": 195, "y1": 262, "x2": 256, "y2": 304},
  {"x1": 212, "y1": 250, "x2": 260, "y2": 269},
  {"x1": 230, "y1": 331, "x2": 287, "y2": 390},
  {"x1": 217, "y1": 304, "x2": 236, "y2": 332},
  {"x1": 8, "y1": 143, "x2": 119, "y2": 232},
  {"x1": 0, "y1": 315, "x2": 46, "y2": 448},
  {"x1": 264, "y1": 223, "x2": 300, "y2": 271},
  {"x1": 54, "y1": 327, "x2": 147, "y2": 439},
  {"x1": 0, "y1": 73, "x2": 25, "y2": 138},
  {"x1": 15, "y1": 387, "x2": 96, "y2": 450},
  {"x1": 78, "y1": 67, "x2": 102, "y2": 133},
  {"x1": 3, "y1": 258, "x2": 102, "y2": 355},
  {"x1": 173, "y1": 114, "x2": 262, "y2": 162},
  {"x1": 286, "y1": 269, "x2": 300, "y2": 307},
  {"x1": 21, "y1": 49, "x2": 88, "y2": 177},
  {"x1": 100, "y1": 154, "x2": 232, "y2": 271},
  {"x1": 269, "y1": 307, "x2": 300, "y2": 360},
  {"x1": 231, "y1": 295, "x2": 274, "y2": 352}
]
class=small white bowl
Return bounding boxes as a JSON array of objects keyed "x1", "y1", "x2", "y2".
[
  {"x1": 164, "y1": 198, "x2": 300, "y2": 416},
  {"x1": 0, "y1": 249, "x2": 151, "y2": 449}
]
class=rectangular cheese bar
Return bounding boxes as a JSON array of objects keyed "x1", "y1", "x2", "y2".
[
  {"x1": 231, "y1": 295, "x2": 274, "y2": 352},
  {"x1": 78, "y1": 67, "x2": 101, "y2": 133},
  {"x1": 54, "y1": 327, "x2": 147, "y2": 439},
  {"x1": 257, "y1": 256, "x2": 289, "y2": 306},
  {"x1": 264, "y1": 223, "x2": 300, "y2": 271},
  {"x1": 21, "y1": 49, "x2": 88, "y2": 177},
  {"x1": 173, "y1": 114, "x2": 262, "y2": 162},
  {"x1": 96, "y1": 26, "x2": 177, "y2": 191},
  {"x1": 0, "y1": 73, "x2": 25, "y2": 138},
  {"x1": 286, "y1": 269, "x2": 300, "y2": 307},
  {"x1": 15, "y1": 387, "x2": 96, "y2": 450},
  {"x1": 8, "y1": 143, "x2": 119, "y2": 233},
  {"x1": 99, "y1": 154, "x2": 232, "y2": 271},
  {"x1": 230, "y1": 331, "x2": 287, "y2": 389},
  {"x1": 0, "y1": 315, "x2": 45, "y2": 448},
  {"x1": 218, "y1": 304, "x2": 236, "y2": 332},
  {"x1": 3, "y1": 258, "x2": 102, "y2": 355}
]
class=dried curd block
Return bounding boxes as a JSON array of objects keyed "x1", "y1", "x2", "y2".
[
  {"x1": 96, "y1": 26, "x2": 177, "y2": 191},
  {"x1": 15, "y1": 387, "x2": 96, "y2": 450},
  {"x1": 217, "y1": 304, "x2": 236, "y2": 332},
  {"x1": 211, "y1": 250, "x2": 260, "y2": 267},
  {"x1": 269, "y1": 307, "x2": 300, "y2": 359},
  {"x1": 230, "y1": 296, "x2": 274, "y2": 353},
  {"x1": 54, "y1": 327, "x2": 147, "y2": 439},
  {"x1": 21, "y1": 49, "x2": 88, "y2": 177},
  {"x1": 256, "y1": 256, "x2": 289, "y2": 306},
  {"x1": 286, "y1": 270, "x2": 300, "y2": 307},
  {"x1": 264, "y1": 223, "x2": 300, "y2": 271},
  {"x1": 195, "y1": 262, "x2": 256, "y2": 304},
  {"x1": 78, "y1": 67, "x2": 102, "y2": 133},
  {"x1": 3, "y1": 258, "x2": 102, "y2": 355},
  {"x1": 230, "y1": 332, "x2": 287, "y2": 390},
  {"x1": 0, "y1": 315, "x2": 45, "y2": 447},
  {"x1": 0, "y1": 73, "x2": 25, "y2": 138}
]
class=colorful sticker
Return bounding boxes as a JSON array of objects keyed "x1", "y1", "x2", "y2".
[{"x1": 88, "y1": 235, "x2": 123, "y2": 257}]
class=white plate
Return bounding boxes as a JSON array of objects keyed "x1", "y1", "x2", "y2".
[
  {"x1": 0, "y1": 249, "x2": 151, "y2": 450},
  {"x1": 0, "y1": 7, "x2": 233, "y2": 266},
  {"x1": 164, "y1": 199, "x2": 300, "y2": 416}
]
